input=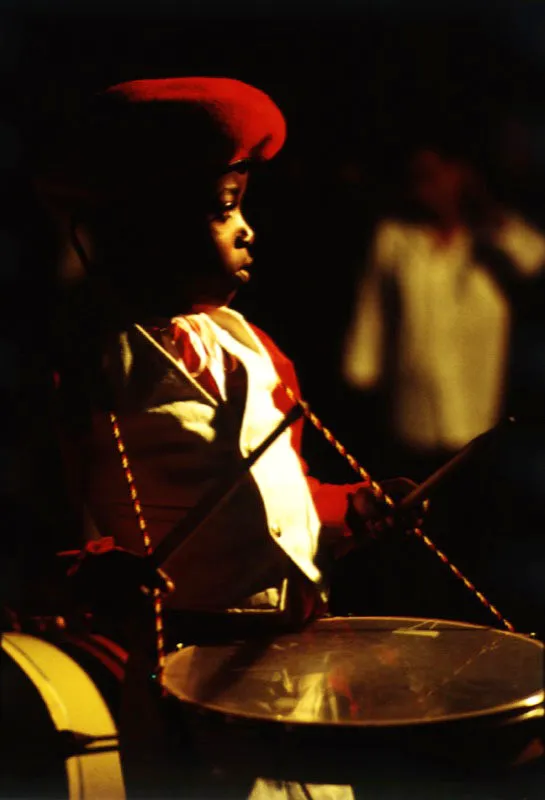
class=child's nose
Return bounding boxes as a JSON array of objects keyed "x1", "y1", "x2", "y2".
[{"x1": 238, "y1": 217, "x2": 255, "y2": 248}]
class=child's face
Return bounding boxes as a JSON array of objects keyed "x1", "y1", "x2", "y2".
[
  {"x1": 198, "y1": 169, "x2": 255, "y2": 306},
  {"x1": 78, "y1": 169, "x2": 256, "y2": 318}
]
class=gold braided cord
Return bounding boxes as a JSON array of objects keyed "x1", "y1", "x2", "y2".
[
  {"x1": 281, "y1": 384, "x2": 516, "y2": 633},
  {"x1": 109, "y1": 413, "x2": 167, "y2": 687}
]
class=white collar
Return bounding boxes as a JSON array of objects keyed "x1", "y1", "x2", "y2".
[{"x1": 200, "y1": 306, "x2": 266, "y2": 359}]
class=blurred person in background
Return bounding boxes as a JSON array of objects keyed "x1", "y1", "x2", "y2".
[
  {"x1": 342, "y1": 135, "x2": 545, "y2": 482},
  {"x1": 333, "y1": 132, "x2": 545, "y2": 631}
]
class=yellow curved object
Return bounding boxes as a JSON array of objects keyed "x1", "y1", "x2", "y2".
[{"x1": 2, "y1": 632, "x2": 126, "y2": 799}]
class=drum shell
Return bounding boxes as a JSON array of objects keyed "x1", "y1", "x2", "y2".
[
  {"x1": 162, "y1": 616, "x2": 545, "y2": 791},
  {"x1": 1, "y1": 629, "x2": 127, "y2": 800},
  {"x1": 165, "y1": 695, "x2": 544, "y2": 788}
]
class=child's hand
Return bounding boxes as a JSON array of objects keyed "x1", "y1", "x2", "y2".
[
  {"x1": 63, "y1": 538, "x2": 175, "y2": 612},
  {"x1": 345, "y1": 477, "x2": 428, "y2": 543}
]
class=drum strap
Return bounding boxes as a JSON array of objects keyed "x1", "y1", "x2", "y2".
[{"x1": 109, "y1": 412, "x2": 168, "y2": 690}]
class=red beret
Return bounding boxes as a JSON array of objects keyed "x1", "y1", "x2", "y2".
[
  {"x1": 103, "y1": 77, "x2": 286, "y2": 164},
  {"x1": 36, "y1": 77, "x2": 287, "y2": 206}
]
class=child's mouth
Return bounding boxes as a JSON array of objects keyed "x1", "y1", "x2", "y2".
[{"x1": 235, "y1": 268, "x2": 251, "y2": 283}]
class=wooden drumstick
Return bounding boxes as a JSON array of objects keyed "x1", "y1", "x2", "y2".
[
  {"x1": 396, "y1": 417, "x2": 516, "y2": 513},
  {"x1": 150, "y1": 402, "x2": 305, "y2": 569}
]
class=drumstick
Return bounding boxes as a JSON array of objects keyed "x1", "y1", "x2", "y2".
[
  {"x1": 150, "y1": 402, "x2": 305, "y2": 568},
  {"x1": 396, "y1": 417, "x2": 516, "y2": 513}
]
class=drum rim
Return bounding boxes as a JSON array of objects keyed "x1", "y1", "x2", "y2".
[
  {"x1": 163, "y1": 615, "x2": 545, "y2": 729},
  {"x1": 315, "y1": 615, "x2": 544, "y2": 644}
]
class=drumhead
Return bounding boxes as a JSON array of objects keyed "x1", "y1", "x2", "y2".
[{"x1": 163, "y1": 616, "x2": 544, "y2": 728}]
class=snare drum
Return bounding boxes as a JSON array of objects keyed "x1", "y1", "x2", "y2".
[
  {"x1": 1, "y1": 629, "x2": 127, "y2": 799},
  {"x1": 162, "y1": 616, "x2": 545, "y2": 791}
]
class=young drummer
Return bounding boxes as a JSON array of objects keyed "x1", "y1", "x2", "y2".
[{"x1": 34, "y1": 77, "x2": 421, "y2": 798}]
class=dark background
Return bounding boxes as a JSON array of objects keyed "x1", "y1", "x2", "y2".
[{"x1": 3, "y1": 1, "x2": 545, "y2": 632}]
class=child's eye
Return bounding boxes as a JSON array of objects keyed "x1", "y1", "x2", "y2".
[
  {"x1": 212, "y1": 200, "x2": 237, "y2": 221},
  {"x1": 209, "y1": 187, "x2": 239, "y2": 220},
  {"x1": 212, "y1": 204, "x2": 233, "y2": 222}
]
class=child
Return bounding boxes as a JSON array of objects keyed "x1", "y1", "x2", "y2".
[{"x1": 35, "y1": 77, "x2": 420, "y2": 798}]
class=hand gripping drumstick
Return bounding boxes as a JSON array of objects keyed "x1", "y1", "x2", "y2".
[{"x1": 149, "y1": 403, "x2": 305, "y2": 569}]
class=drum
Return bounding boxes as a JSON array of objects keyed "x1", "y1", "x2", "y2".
[
  {"x1": 162, "y1": 616, "x2": 545, "y2": 792},
  {"x1": 1, "y1": 629, "x2": 127, "y2": 799}
]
